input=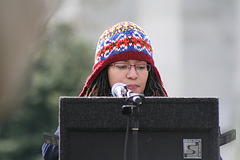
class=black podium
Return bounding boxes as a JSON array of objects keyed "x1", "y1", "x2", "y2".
[{"x1": 59, "y1": 97, "x2": 220, "y2": 160}]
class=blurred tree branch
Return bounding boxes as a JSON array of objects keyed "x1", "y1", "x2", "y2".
[{"x1": 0, "y1": 0, "x2": 62, "y2": 122}]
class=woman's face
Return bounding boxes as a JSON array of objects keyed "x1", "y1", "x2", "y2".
[{"x1": 108, "y1": 60, "x2": 149, "y2": 94}]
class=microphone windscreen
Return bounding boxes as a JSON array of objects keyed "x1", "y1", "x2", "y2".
[{"x1": 111, "y1": 83, "x2": 126, "y2": 97}]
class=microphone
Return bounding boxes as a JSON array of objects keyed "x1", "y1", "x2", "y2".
[
  {"x1": 111, "y1": 82, "x2": 129, "y2": 97},
  {"x1": 111, "y1": 82, "x2": 143, "y2": 105}
]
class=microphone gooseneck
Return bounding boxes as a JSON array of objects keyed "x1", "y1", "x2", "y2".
[{"x1": 112, "y1": 82, "x2": 142, "y2": 160}]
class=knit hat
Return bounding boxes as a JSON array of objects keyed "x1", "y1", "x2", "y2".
[{"x1": 79, "y1": 21, "x2": 167, "y2": 96}]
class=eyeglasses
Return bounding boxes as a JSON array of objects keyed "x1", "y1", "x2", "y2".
[{"x1": 109, "y1": 63, "x2": 151, "y2": 72}]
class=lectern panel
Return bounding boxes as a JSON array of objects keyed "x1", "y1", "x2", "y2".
[{"x1": 60, "y1": 97, "x2": 219, "y2": 160}]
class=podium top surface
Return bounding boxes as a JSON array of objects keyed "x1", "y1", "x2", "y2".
[{"x1": 59, "y1": 96, "x2": 219, "y2": 131}]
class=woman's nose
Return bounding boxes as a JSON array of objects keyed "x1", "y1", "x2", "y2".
[{"x1": 126, "y1": 66, "x2": 138, "y2": 79}]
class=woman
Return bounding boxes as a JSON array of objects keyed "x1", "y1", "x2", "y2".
[{"x1": 42, "y1": 21, "x2": 167, "y2": 160}]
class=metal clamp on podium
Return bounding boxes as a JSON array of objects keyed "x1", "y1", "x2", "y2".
[{"x1": 219, "y1": 129, "x2": 236, "y2": 146}]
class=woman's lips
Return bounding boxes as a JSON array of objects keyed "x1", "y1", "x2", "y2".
[{"x1": 127, "y1": 84, "x2": 139, "y2": 91}]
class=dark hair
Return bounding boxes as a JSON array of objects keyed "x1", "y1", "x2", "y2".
[
  {"x1": 83, "y1": 67, "x2": 111, "y2": 96},
  {"x1": 83, "y1": 66, "x2": 167, "y2": 97},
  {"x1": 144, "y1": 69, "x2": 167, "y2": 96}
]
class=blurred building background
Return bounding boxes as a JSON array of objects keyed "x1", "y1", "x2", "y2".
[{"x1": 0, "y1": 0, "x2": 239, "y2": 159}]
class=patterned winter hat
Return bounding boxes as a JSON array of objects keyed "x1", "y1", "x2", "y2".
[{"x1": 79, "y1": 21, "x2": 167, "y2": 96}]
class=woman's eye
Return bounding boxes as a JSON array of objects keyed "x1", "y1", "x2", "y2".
[
  {"x1": 116, "y1": 64, "x2": 128, "y2": 69},
  {"x1": 136, "y1": 65, "x2": 146, "y2": 70}
]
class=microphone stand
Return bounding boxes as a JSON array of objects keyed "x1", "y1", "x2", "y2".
[{"x1": 122, "y1": 94, "x2": 144, "y2": 160}]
